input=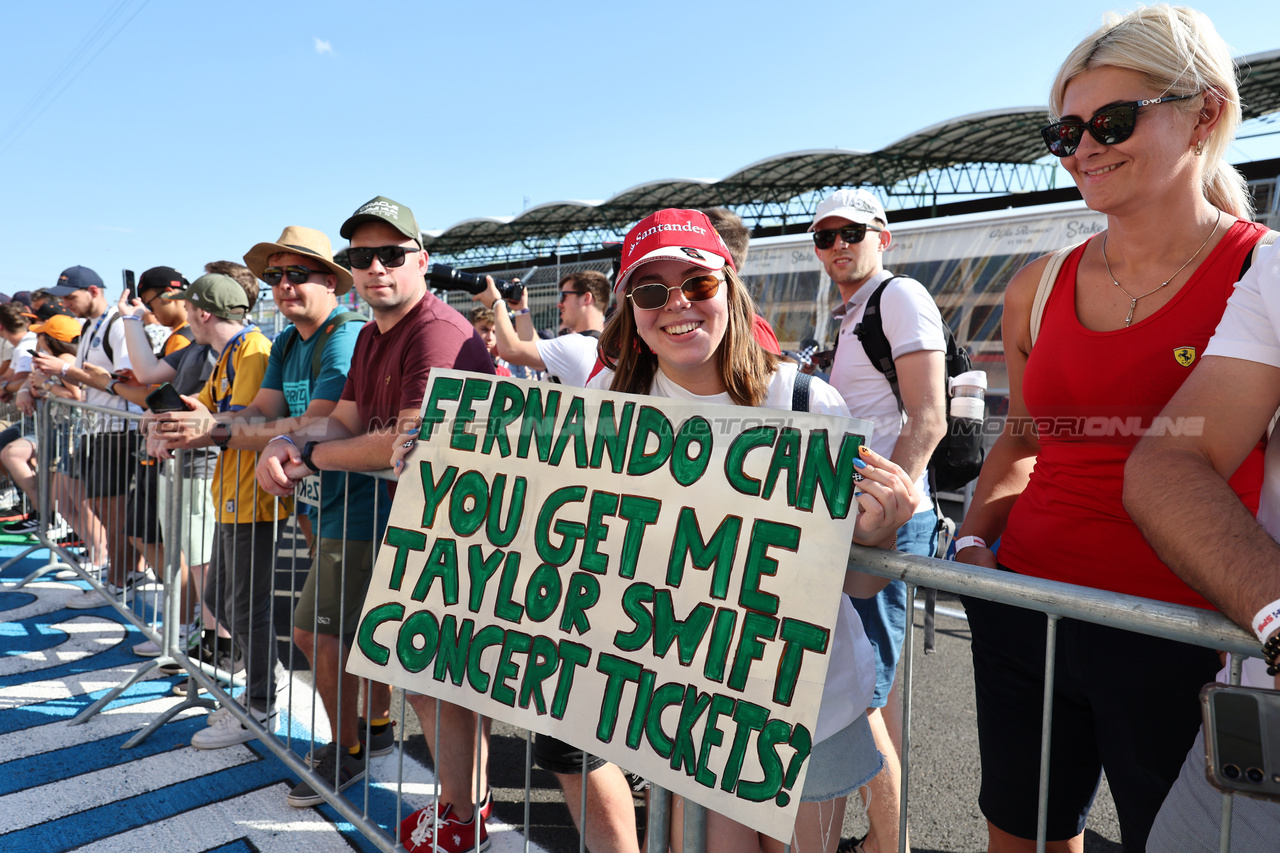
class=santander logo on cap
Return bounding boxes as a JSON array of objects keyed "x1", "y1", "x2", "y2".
[{"x1": 616, "y1": 208, "x2": 735, "y2": 292}]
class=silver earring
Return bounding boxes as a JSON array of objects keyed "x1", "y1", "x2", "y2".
[{"x1": 1195, "y1": 139, "x2": 1205, "y2": 156}]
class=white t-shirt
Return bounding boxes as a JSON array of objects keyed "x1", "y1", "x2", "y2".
[
  {"x1": 10, "y1": 332, "x2": 38, "y2": 374},
  {"x1": 75, "y1": 307, "x2": 140, "y2": 427},
  {"x1": 536, "y1": 332, "x2": 599, "y2": 387},
  {"x1": 829, "y1": 270, "x2": 946, "y2": 511},
  {"x1": 589, "y1": 361, "x2": 877, "y2": 742},
  {"x1": 1204, "y1": 241, "x2": 1280, "y2": 688}
]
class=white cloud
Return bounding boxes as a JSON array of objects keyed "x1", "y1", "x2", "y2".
[{"x1": 314, "y1": 38, "x2": 333, "y2": 56}]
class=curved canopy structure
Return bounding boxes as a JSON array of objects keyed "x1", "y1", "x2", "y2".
[{"x1": 423, "y1": 48, "x2": 1280, "y2": 265}]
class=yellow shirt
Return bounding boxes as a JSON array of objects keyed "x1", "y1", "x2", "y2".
[{"x1": 197, "y1": 327, "x2": 291, "y2": 524}]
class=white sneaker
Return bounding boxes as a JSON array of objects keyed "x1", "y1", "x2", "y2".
[
  {"x1": 0, "y1": 486, "x2": 21, "y2": 511},
  {"x1": 190, "y1": 704, "x2": 275, "y2": 750},
  {"x1": 133, "y1": 638, "x2": 161, "y2": 657},
  {"x1": 56, "y1": 562, "x2": 104, "y2": 582},
  {"x1": 206, "y1": 705, "x2": 234, "y2": 726}
]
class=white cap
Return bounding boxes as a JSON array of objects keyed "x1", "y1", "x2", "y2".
[{"x1": 810, "y1": 188, "x2": 888, "y2": 231}]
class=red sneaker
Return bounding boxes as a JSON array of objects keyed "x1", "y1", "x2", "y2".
[{"x1": 400, "y1": 802, "x2": 490, "y2": 853}]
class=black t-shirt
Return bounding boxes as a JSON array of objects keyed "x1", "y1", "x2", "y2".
[{"x1": 163, "y1": 343, "x2": 218, "y2": 478}]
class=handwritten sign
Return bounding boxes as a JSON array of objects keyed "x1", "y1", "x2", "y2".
[{"x1": 348, "y1": 370, "x2": 871, "y2": 839}]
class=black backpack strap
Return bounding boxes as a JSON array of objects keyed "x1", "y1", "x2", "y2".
[
  {"x1": 578, "y1": 329, "x2": 602, "y2": 340},
  {"x1": 101, "y1": 312, "x2": 121, "y2": 364},
  {"x1": 309, "y1": 311, "x2": 367, "y2": 383},
  {"x1": 791, "y1": 370, "x2": 812, "y2": 412},
  {"x1": 853, "y1": 276, "x2": 906, "y2": 412}
]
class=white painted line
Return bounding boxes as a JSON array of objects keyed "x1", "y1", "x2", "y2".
[
  {"x1": 0, "y1": 614, "x2": 124, "y2": 677},
  {"x1": 0, "y1": 696, "x2": 205, "y2": 762},
  {"x1": 0, "y1": 742, "x2": 256, "y2": 833},
  {"x1": 73, "y1": 783, "x2": 353, "y2": 853}
]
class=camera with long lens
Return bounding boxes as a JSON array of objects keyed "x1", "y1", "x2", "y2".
[{"x1": 428, "y1": 264, "x2": 524, "y2": 301}]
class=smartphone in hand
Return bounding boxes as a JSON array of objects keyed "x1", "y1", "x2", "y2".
[
  {"x1": 144, "y1": 382, "x2": 190, "y2": 414},
  {"x1": 1202, "y1": 683, "x2": 1280, "y2": 801}
]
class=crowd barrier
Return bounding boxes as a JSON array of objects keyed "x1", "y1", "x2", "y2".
[{"x1": 4, "y1": 393, "x2": 1264, "y2": 853}]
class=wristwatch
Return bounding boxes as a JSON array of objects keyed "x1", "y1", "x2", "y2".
[
  {"x1": 210, "y1": 421, "x2": 232, "y2": 449},
  {"x1": 301, "y1": 440, "x2": 321, "y2": 473},
  {"x1": 104, "y1": 378, "x2": 120, "y2": 396}
]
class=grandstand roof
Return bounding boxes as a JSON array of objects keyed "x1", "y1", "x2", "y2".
[{"x1": 422, "y1": 48, "x2": 1280, "y2": 264}]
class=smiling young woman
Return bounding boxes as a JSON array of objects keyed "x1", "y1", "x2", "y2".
[
  {"x1": 952, "y1": 6, "x2": 1275, "y2": 852},
  {"x1": 588, "y1": 208, "x2": 921, "y2": 853}
]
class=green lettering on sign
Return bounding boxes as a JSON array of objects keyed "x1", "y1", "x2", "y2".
[
  {"x1": 665, "y1": 508, "x2": 741, "y2": 596},
  {"x1": 356, "y1": 602, "x2": 404, "y2": 666}
]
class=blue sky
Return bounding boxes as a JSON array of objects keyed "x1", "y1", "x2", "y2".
[{"x1": 2, "y1": 0, "x2": 1277, "y2": 293}]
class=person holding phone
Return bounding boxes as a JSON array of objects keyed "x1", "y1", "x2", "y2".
[
  {"x1": 952, "y1": 7, "x2": 1274, "y2": 851},
  {"x1": 1125, "y1": 245, "x2": 1280, "y2": 848}
]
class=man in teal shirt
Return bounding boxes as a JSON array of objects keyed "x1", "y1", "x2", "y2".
[{"x1": 157, "y1": 226, "x2": 390, "y2": 806}]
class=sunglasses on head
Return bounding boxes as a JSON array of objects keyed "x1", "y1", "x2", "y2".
[
  {"x1": 262, "y1": 265, "x2": 324, "y2": 286},
  {"x1": 347, "y1": 245, "x2": 420, "y2": 270},
  {"x1": 1039, "y1": 93, "x2": 1196, "y2": 157},
  {"x1": 627, "y1": 272, "x2": 722, "y2": 311},
  {"x1": 812, "y1": 223, "x2": 883, "y2": 250}
]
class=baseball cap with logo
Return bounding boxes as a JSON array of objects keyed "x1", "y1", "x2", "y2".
[
  {"x1": 809, "y1": 188, "x2": 888, "y2": 231},
  {"x1": 615, "y1": 209, "x2": 735, "y2": 294},
  {"x1": 30, "y1": 314, "x2": 83, "y2": 343},
  {"x1": 23, "y1": 302, "x2": 75, "y2": 322},
  {"x1": 44, "y1": 266, "x2": 105, "y2": 298},
  {"x1": 340, "y1": 196, "x2": 422, "y2": 248},
  {"x1": 243, "y1": 226, "x2": 354, "y2": 295},
  {"x1": 136, "y1": 266, "x2": 189, "y2": 296},
  {"x1": 161, "y1": 273, "x2": 251, "y2": 321}
]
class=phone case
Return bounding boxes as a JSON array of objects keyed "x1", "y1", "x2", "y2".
[{"x1": 1201, "y1": 683, "x2": 1280, "y2": 802}]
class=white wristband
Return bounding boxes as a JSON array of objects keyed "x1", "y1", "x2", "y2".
[
  {"x1": 121, "y1": 314, "x2": 143, "y2": 323},
  {"x1": 60, "y1": 363, "x2": 71, "y2": 376},
  {"x1": 512, "y1": 308, "x2": 531, "y2": 317},
  {"x1": 1251, "y1": 598, "x2": 1280, "y2": 642},
  {"x1": 954, "y1": 535, "x2": 987, "y2": 554},
  {"x1": 269, "y1": 435, "x2": 297, "y2": 449}
]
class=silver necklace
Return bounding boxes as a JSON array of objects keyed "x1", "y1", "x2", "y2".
[{"x1": 1102, "y1": 209, "x2": 1222, "y2": 327}]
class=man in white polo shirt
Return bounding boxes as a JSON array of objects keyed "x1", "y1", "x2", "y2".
[
  {"x1": 813, "y1": 188, "x2": 947, "y2": 853},
  {"x1": 1126, "y1": 241, "x2": 1280, "y2": 851},
  {"x1": 476, "y1": 270, "x2": 608, "y2": 385}
]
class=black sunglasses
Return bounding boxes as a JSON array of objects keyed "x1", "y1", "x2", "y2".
[
  {"x1": 1040, "y1": 93, "x2": 1196, "y2": 157},
  {"x1": 812, "y1": 224, "x2": 883, "y2": 250},
  {"x1": 347, "y1": 245, "x2": 420, "y2": 270},
  {"x1": 262, "y1": 265, "x2": 325, "y2": 286},
  {"x1": 627, "y1": 273, "x2": 722, "y2": 311},
  {"x1": 558, "y1": 289, "x2": 589, "y2": 303}
]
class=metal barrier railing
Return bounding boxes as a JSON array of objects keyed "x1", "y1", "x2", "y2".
[
  {"x1": 12, "y1": 392, "x2": 1263, "y2": 853},
  {"x1": 848, "y1": 545, "x2": 1257, "y2": 853}
]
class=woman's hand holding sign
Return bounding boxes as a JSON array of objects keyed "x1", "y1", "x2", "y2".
[{"x1": 850, "y1": 445, "x2": 919, "y2": 549}]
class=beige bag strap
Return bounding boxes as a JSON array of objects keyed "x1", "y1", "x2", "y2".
[
  {"x1": 1030, "y1": 240, "x2": 1087, "y2": 346},
  {"x1": 1254, "y1": 230, "x2": 1280, "y2": 265}
]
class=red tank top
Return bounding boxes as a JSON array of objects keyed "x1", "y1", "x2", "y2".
[{"x1": 999, "y1": 219, "x2": 1266, "y2": 608}]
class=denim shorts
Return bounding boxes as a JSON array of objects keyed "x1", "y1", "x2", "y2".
[
  {"x1": 849, "y1": 508, "x2": 937, "y2": 707},
  {"x1": 800, "y1": 713, "x2": 884, "y2": 802}
]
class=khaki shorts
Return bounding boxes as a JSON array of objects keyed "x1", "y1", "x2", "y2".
[
  {"x1": 156, "y1": 466, "x2": 216, "y2": 567},
  {"x1": 293, "y1": 537, "x2": 375, "y2": 636}
]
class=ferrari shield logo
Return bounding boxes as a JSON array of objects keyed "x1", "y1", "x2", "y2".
[{"x1": 1174, "y1": 346, "x2": 1196, "y2": 367}]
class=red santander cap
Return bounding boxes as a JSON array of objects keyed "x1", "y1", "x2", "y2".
[{"x1": 615, "y1": 209, "x2": 735, "y2": 294}]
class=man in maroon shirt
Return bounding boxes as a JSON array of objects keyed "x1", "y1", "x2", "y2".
[{"x1": 256, "y1": 196, "x2": 495, "y2": 853}]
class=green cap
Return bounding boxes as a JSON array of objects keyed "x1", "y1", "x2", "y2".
[
  {"x1": 340, "y1": 195, "x2": 422, "y2": 247},
  {"x1": 162, "y1": 273, "x2": 251, "y2": 321}
]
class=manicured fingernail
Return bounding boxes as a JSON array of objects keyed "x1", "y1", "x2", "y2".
[
  {"x1": 853, "y1": 458, "x2": 866, "y2": 469},
  {"x1": 859, "y1": 445, "x2": 872, "y2": 456}
]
